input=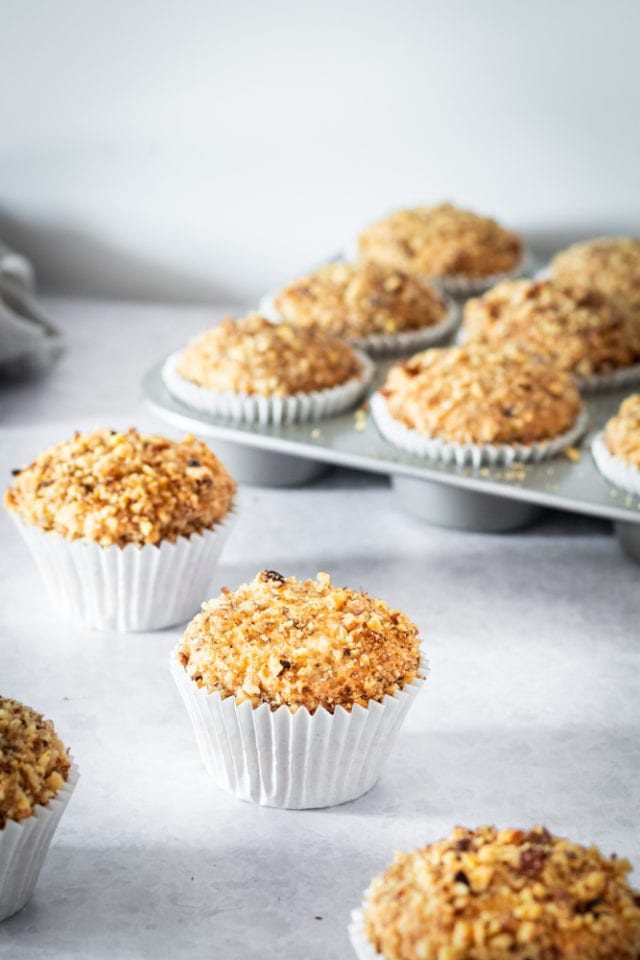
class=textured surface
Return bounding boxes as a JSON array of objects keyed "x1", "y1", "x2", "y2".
[{"x1": 1, "y1": 298, "x2": 640, "y2": 959}]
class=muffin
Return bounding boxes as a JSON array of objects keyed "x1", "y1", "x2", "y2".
[
  {"x1": 170, "y1": 570, "x2": 426, "y2": 808},
  {"x1": 269, "y1": 261, "x2": 457, "y2": 355},
  {"x1": 4, "y1": 428, "x2": 236, "y2": 631},
  {"x1": 357, "y1": 204, "x2": 524, "y2": 295},
  {"x1": 463, "y1": 279, "x2": 640, "y2": 390},
  {"x1": 162, "y1": 313, "x2": 374, "y2": 424},
  {"x1": 0, "y1": 697, "x2": 77, "y2": 922},
  {"x1": 370, "y1": 343, "x2": 586, "y2": 466},
  {"x1": 551, "y1": 237, "x2": 640, "y2": 315},
  {"x1": 592, "y1": 394, "x2": 640, "y2": 496},
  {"x1": 349, "y1": 825, "x2": 640, "y2": 960}
]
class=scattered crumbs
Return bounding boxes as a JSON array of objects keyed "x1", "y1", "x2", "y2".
[
  {"x1": 479, "y1": 468, "x2": 490, "y2": 478},
  {"x1": 461, "y1": 468, "x2": 470, "y2": 478},
  {"x1": 310, "y1": 428, "x2": 322, "y2": 441},
  {"x1": 354, "y1": 407, "x2": 368, "y2": 433},
  {"x1": 493, "y1": 471, "x2": 503, "y2": 480},
  {"x1": 563, "y1": 446, "x2": 581, "y2": 462},
  {"x1": 625, "y1": 495, "x2": 633, "y2": 508},
  {"x1": 610, "y1": 489, "x2": 619, "y2": 499}
]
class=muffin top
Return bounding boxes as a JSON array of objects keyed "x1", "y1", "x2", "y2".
[
  {"x1": 463, "y1": 279, "x2": 640, "y2": 378},
  {"x1": 0, "y1": 697, "x2": 71, "y2": 829},
  {"x1": 176, "y1": 313, "x2": 361, "y2": 396},
  {"x1": 379, "y1": 344, "x2": 582, "y2": 444},
  {"x1": 604, "y1": 394, "x2": 640, "y2": 469},
  {"x1": 551, "y1": 237, "x2": 640, "y2": 311},
  {"x1": 4, "y1": 428, "x2": 236, "y2": 547},
  {"x1": 273, "y1": 261, "x2": 447, "y2": 339},
  {"x1": 358, "y1": 203, "x2": 523, "y2": 278},
  {"x1": 364, "y1": 825, "x2": 640, "y2": 960},
  {"x1": 176, "y1": 570, "x2": 422, "y2": 714}
]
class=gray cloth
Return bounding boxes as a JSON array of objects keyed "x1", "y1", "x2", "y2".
[{"x1": 0, "y1": 241, "x2": 63, "y2": 378}]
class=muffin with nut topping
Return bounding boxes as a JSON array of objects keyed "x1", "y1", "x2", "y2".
[
  {"x1": 463, "y1": 279, "x2": 640, "y2": 389},
  {"x1": 551, "y1": 237, "x2": 640, "y2": 315},
  {"x1": 270, "y1": 261, "x2": 456, "y2": 355},
  {"x1": 370, "y1": 343, "x2": 586, "y2": 466},
  {"x1": 171, "y1": 570, "x2": 426, "y2": 808},
  {"x1": 349, "y1": 825, "x2": 640, "y2": 960},
  {"x1": 592, "y1": 393, "x2": 640, "y2": 496},
  {"x1": 0, "y1": 697, "x2": 78, "y2": 921},
  {"x1": 162, "y1": 313, "x2": 373, "y2": 424},
  {"x1": 357, "y1": 204, "x2": 524, "y2": 295},
  {"x1": 4, "y1": 428, "x2": 237, "y2": 631}
]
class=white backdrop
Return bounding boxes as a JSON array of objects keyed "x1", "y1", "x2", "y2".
[{"x1": 0, "y1": 0, "x2": 638, "y2": 304}]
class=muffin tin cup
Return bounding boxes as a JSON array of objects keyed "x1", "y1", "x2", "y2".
[
  {"x1": 161, "y1": 349, "x2": 375, "y2": 426},
  {"x1": 348, "y1": 906, "x2": 380, "y2": 960},
  {"x1": 258, "y1": 292, "x2": 460, "y2": 357},
  {"x1": 370, "y1": 393, "x2": 589, "y2": 468},
  {"x1": 591, "y1": 432, "x2": 640, "y2": 496},
  {"x1": 12, "y1": 514, "x2": 235, "y2": 632},
  {"x1": 170, "y1": 654, "x2": 428, "y2": 810},
  {"x1": 574, "y1": 363, "x2": 640, "y2": 394},
  {"x1": 0, "y1": 762, "x2": 78, "y2": 923}
]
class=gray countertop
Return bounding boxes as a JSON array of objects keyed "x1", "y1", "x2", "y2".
[{"x1": 1, "y1": 298, "x2": 639, "y2": 960}]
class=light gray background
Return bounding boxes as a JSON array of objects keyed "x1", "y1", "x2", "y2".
[{"x1": 1, "y1": 0, "x2": 639, "y2": 302}]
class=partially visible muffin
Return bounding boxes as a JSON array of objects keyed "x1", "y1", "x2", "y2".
[
  {"x1": 176, "y1": 570, "x2": 422, "y2": 714},
  {"x1": 603, "y1": 394, "x2": 640, "y2": 468},
  {"x1": 463, "y1": 279, "x2": 640, "y2": 380},
  {"x1": 551, "y1": 237, "x2": 640, "y2": 313},
  {"x1": 0, "y1": 697, "x2": 71, "y2": 829},
  {"x1": 5, "y1": 428, "x2": 236, "y2": 548},
  {"x1": 273, "y1": 261, "x2": 448, "y2": 340},
  {"x1": 176, "y1": 313, "x2": 362, "y2": 396},
  {"x1": 358, "y1": 204, "x2": 523, "y2": 279},
  {"x1": 362, "y1": 825, "x2": 640, "y2": 960},
  {"x1": 378, "y1": 344, "x2": 582, "y2": 445}
]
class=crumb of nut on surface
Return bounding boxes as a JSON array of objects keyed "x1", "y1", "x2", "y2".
[
  {"x1": 273, "y1": 261, "x2": 447, "y2": 339},
  {"x1": 4, "y1": 428, "x2": 236, "y2": 547},
  {"x1": 176, "y1": 313, "x2": 361, "y2": 396},
  {"x1": 363, "y1": 825, "x2": 640, "y2": 960},
  {"x1": 176, "y1": 571, "x2": 422, "y2": 714},
  {"x1": 0, "y1": 697, "x2": 71, "y2": 829},
  {"x1": 380, "y1": 344, "x2": 583, "y2": 445},
  {"x1": 463, "y1": 279, "x2": 640, "y2": 378},
  {"x1": 604, "y1": 394, "x2": 640, "y2": 469},
  {"x1": 357, "y1": 204, "x2": 523, "y2": 279},
  {"x1": 551, "y1": 237, "x2": 640, "y2": 313}
]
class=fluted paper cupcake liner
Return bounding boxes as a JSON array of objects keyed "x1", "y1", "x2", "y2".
[
  {"x1": 370, "y1": 392, "x2": 588, "y2": 468},
  {"x1": 258, "y1": 292, "x2": 460, "y2": 357},
  {"x1": 592, "y1": 432, "x2": 640, "y2": 496},
  {"x1": 13, "y1": 514, "x2": 234, "y2": 632},
  {"x1": 170, "y1": 653, "x2": 428, "y2": 809},
  {"x1": 161, "y1": 349, "x2": 375, "y2": 426},
  {"x1": 0, "y1": 762, "x2": 78, "y2": 923},
  {"x1": 349, "y1": 905, "x2": 382, "y2": 960}
]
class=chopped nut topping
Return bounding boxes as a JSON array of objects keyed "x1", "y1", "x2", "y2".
[
  {"x1": 4, "y1": 428, "x2": 236, "y2": 547},
  {"x1": 604, "y1": 394, "x2": 640, "y2": 468},
  {"x1": 463, "y1": 279, "x2": 640, "y2": 377},
  {"x1": 274, "y1": 261, "x2": 447, "y2": 339},
  {"x1": 551, "y1": 237, "x2": 640, "y2": 313},
  {"x1": 176, "y1": 571, "x2": 422, "y2": 714},
  {"x1": 0, "y1": 697, "x2": 70, "y2": 828},
  {"x1": 364, "y1": 825, "x2": 640, "y2": 960},
  {"x1": 176, "y1": 313, "x2": 361, "y2": 396},
  {"x1": 358, "y1": 203, "x2": 522, "y2": 278},
  {"x1": 380, "y1": 343, "x2": 583, "y2": 444}
]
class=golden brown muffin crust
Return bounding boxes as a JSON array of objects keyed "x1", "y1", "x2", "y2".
[
  {"x1": 176, "y1": 571, "x2": 422, "y2": 714},
  {"x1": 364, "y1": 825, "x2": 640, "y2": 960},
  {"x1": 176, "y1": 313, "x2": 361, "y2": 395},
  {"x1": 463, "y1": 279, "x2": 640, "y2": 378},
  {"x1": 4, "y1": 428, "x2": 236, "y2": 547},
  {"x1": 0, "y1": 697, "x2": 71, "y2": 828},
  {"x1": 551, "y1": 237, "x2": 640, "y2": 311},
  {"x1": 358, "y1": 204, "x2": 523, "y2": 278},
  {"x1": 380, "y1": 344, "x2": 582, "y2": 444},
  {"x1": 604, "y1": 394, "x2": 640, "y2": 468},
  {"x1": 274, "y1": 261, "x2": 447, "y2": 339}
]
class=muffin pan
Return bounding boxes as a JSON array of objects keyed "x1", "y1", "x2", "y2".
[{"x1": 144, "y1": 360, "x2": 640, "y2": 551}]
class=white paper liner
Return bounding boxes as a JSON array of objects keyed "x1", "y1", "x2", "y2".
[
  {"x1": 13, "y1": 514, "x2": 234, "y2": 632},
  {"x1": 349, "y1": 905, "x2": 382, "y2": 960},
  {"x1": 370, "y1": 392, "x2": 589, "y2": 468},
  {"x1": 257, "y1": 292, "x2": 460, "y2": 358},
  {"x1": 161, "y1": 349, "x2": 375, "y2": 425},
  {"x1": 170, "y1": 653, "x2": 428, "y2": 809},
  {"x1": 0, "y1": 762, "x2": 78, "y2": 922},
  {"x1": 592, "y1": 432, "x2": 640, "y2": 496}
]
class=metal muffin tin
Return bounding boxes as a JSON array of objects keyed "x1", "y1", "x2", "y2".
[{"x1": 143, "y1": 355, "x2": 640, "y2": 558}]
